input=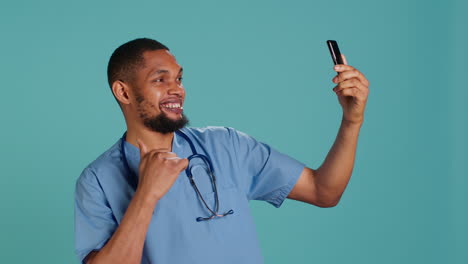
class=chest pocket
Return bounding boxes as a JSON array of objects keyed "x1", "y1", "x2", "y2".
[
  {"x1": 197, "y1": 186, "x2": 257, "y2": 237},
  {"x1": 193, "y1": 186, "x2": 264, "y2": 263}
]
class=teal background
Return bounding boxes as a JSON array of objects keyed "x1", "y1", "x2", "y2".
[{"x1": 0, "y1": 0, "x2": 466, "y2": 263}]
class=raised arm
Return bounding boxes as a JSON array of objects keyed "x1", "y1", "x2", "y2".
[
  {"x1": 288, "y1": 119, "x2": 363, "y2": 207},
  {"x1": 288, "y1": 55, "x2": 369, "y2": 207}
]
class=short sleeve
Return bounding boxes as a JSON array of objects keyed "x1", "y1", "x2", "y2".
[
  {"x1": 74, "y1": 168, "x2": 118, "y2": 264},
  {"x1": 229, "y1": 128, "x2": 306, "y2": 208}
]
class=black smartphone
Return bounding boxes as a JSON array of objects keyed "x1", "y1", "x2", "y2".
[{"x1": 326, "y1": 40, "x2": 344, "y2": 65}]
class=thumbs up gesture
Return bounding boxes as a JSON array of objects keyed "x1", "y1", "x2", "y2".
[{"x1": 136, "y1": 139, "x2": 189, "y2": 201}]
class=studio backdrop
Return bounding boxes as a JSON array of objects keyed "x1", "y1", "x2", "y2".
[{"x1": 0, "y1": 0, "x2": 466, "y2": 263}]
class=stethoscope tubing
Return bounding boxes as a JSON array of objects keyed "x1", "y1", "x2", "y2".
[{"x1": 120, "y1": 129, "x2": 233, "y2": 221}]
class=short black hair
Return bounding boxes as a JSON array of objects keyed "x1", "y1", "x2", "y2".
[{"x1": 107, "y1": 38, "x2": 169, "y2": 88}]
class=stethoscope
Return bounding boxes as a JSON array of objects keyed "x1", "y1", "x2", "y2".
[{"x1": 120, "y1": 129, "x2": 234, "y2": 222}]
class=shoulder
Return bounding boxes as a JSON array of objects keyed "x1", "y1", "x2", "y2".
[
  {"x1": 76, "y1": 138, "x2": 123, "y2": 186},
  {"x1": 181, "y1": 126, "x2": 262, "y2": 155},
  {"x1": 182, "y1": 126, "x2": 234, "y2": 136},
  {"x1": 181, "y1": 126, "x2": 250, "y2": 141},
  {"x1": 181, "y1": 126, "x2": 237, "y2": 142}
]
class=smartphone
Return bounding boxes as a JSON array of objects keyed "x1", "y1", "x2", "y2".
[{"x1": 326, "y1": 40, "x2": 344, "y2": 65}]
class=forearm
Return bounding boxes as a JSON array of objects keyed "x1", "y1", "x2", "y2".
[
  {"x1": 315, "y1": 117, "x2": 362, "y2": 205},
  {"x1": 88, "y1": 189, "x2": 158, "y2": 264}
]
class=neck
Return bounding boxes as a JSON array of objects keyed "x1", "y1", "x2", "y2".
[{"x1": 125, "y1": 127, "x2": 175, "y2": 152}]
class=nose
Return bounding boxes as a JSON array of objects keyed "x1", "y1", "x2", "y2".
[{"x1": 167, "y1": 81, "x2": 185, "y2": 97}]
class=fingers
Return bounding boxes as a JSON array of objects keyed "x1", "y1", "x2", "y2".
[
  {"x1": 333, "y1": 63, "x2": 356, "y2": 73},
  {"x1": 147, "y1": 151, "x2": 177, "y2": 160},
  {"x1": 331, "y1": 58, "x2": 369, "y2": 87},
  {"x1": 333, "y1": 78, "x2": 367, "y2": 93},
  {"x1": 164, "y1": 156, "x2": 182, "y2": 160},
  {"x1": 139, "y1": 149, "x2": 187, "y2": 173},
  {"x1": 135, "y1": 139, "x2": 188, "y2": 172},
  {"x1": 333, "y1": 82, "x2": 369, "y2": 102},
  {"x1": 137, "y1": 139, "x2": 179, "y2": 165},
  {"x1": 336, "y1": 87, "x2": 367, "y2": 100},
  {"x1": 164, "y1": 156, "x2": 189, "y2": 172},
  {"x1": 332, "y1": 69, "x2": 369, "y2": 86},
  {"x1": 179, "y1": 158, "x2": 189, "y2": 170}
]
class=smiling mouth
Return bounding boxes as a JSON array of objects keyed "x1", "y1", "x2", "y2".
[{"x1": 160, "y1": 102, "x2": 184, "y2": 115}]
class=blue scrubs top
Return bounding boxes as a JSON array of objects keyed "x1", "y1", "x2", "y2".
[{"x1": 74, "y1": 126, "x2": 305, "y2": 264}]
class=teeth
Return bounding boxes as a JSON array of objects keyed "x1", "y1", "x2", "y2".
[{"x1": 162, "y1": 103, "x2": 181, "y2": 109}]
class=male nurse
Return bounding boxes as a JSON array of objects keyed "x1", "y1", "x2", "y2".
[{"x1": 74, "y1": 38, "x2": 370, "y2": 264}]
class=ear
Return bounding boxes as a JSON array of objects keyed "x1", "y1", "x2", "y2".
[{"x1": 112, "y1": 80, "x2": 132, "y2": 105}]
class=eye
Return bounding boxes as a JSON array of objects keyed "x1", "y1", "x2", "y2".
[
  {"x1": 177, "y1": 76, "x2": 183, "y2": 82},
  {"x1": 153, "y1": 78, "x2": 164, "y2": 83}
]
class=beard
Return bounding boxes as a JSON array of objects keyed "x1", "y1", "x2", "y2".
[
  {"x1": 142, "y1": 111, "x2": 189, "y2": 134},
  {"x1": 136, "y1": 95, "x2": 189, "y2": 134}
]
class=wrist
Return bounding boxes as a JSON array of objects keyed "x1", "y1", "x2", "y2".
[
  {"x1": 342, "y1": 117, "x2": 364, "y2": 127},
  {"x1": 134, "y1": 186, "x2": 160, "y2": 207}
]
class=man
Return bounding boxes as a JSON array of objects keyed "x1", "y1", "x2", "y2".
[{"x1": 74, "y1": 38, "x2": 369, "y2": 264}]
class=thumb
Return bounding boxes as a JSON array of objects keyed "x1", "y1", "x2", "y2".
[
  {"x1": 137, "y1": 138, "x2": 148, "y2": 157},
  {"x1": 341, "y1": 54, "x2": 348, "y2": 65}
]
